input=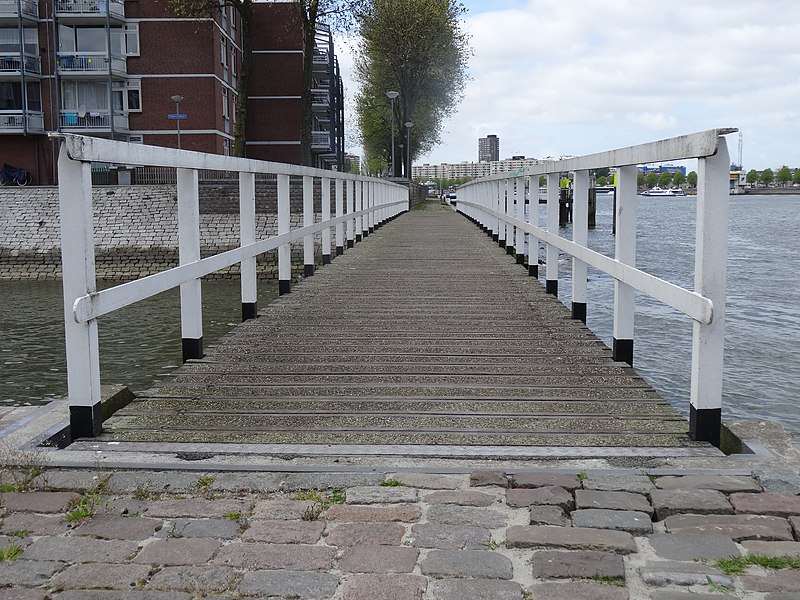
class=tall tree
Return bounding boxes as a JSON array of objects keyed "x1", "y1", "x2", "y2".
[
  {"x1": 776, "y1": 165, "x2": 792, "y2": 186},
  {"x1": 760, "y1": 168, "x2": 774, "y2": 186},
  {"x1": 354, "y1": 0, "x2": 470, "y2": 176},
  {"x1": 746, "y1": 169, "x2": 759, "y2": 184}
]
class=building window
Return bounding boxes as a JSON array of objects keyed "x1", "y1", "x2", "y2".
[
  {"x1": 127, "y1": 80, "x2": 141, "y2": 112},
  {"x1": 128, "y1": 134, "x2": 143, "y2": 143},
  {"x1": 0, "y1": 28, "x2": 38, "y2": 55},
  {"x1": 124, "y1": 23, "x2": 139, "y2": 56},
  {"x1": 222, "y1": 88, "x2": 228, "y2": 119},
  {"x1": 62, "y1": 80, "x2": 108, "y2": 111},
  {"x1": 223, "y1": 139, "x2": 230, "y2": 156},
  {"x1": 220, "y1": 38, "x2": 226, "y2": 66}
]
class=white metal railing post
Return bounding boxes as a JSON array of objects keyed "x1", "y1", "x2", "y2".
[
  {"x1": 177, "y1": 167, "x2": 203, "y2": 361},
  {"x1": 321, "y1": 176, "x2": 331, "y2": 264},
  {"x1": 367, "y1": 181, "x2": 375, "y2": 234},
  {"x1": 498, "y1": 181, "x2": 507, "y2": 248},
  {"x1": 346, "y1": 179, "x2": 355, "y2": 248},
  {"x1": 545, "y1": 172, "x2": 560, "y2": 295},
  {"x1": 506, "y1": 179, "x2": 516, "y2": 256},
  {"x1": 515, "y1": 177, "x2": 525, "y2": 265},
  {"x1": 58, "y1": 145, "x2": 102, "y2": 438},
  {"x1": 527, "y1": 177, "x2": 539, "y2": 278},
  {"x1": 239, "y1": 171, "x2": 257, "y2": 320},
  {"x1": 355, "y1": 181, "x2": 363, "y2": 243},
  {"x1": 335, "y1": 178, "x2": 344, "y2": 255},
  {"x1": 572, "y1": 169, "x2": 589, "y2": 322},
  {"x1": 613, "y1": 165, "x2": 638, "y2": 365},
  {"x1": 303, "y1": 175, "x2": 315, "y2": 277},
  {"x1": 278, "y1": 173, "x2": 291, "y2": 295},
  {"x1": 690, "y1": 135, "x2": 730, "y2": 444}
]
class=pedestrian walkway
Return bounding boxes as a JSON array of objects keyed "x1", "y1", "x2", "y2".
[{"x1": 2, "y1": 465, "x2": 800, "y2": 599}]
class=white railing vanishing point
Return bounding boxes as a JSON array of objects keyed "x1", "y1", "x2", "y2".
[
  {"x1": 456, "y1": 128, "x2": 735, "y2": 445},
  {"x1": 55, "y1": 134, "x2": 409, "y2": 439}
]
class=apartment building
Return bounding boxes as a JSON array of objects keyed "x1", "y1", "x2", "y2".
[
  {"x1": 0, "y1": 0, "x2": 343, "y2": 184},
  {"x1": 478, "y1": 133, "x2": 499, "y2": 162}
]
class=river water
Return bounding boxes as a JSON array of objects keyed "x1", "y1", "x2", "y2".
[{"x1": 1, "y1": 195, "x2": 799, "y2": 435}]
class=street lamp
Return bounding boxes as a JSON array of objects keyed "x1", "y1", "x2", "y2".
[
  {"x1": 404, "y1": 121, "x2": 413, "y2": 180},
  {"x1": 386, "y1": 91, "x2": 399, "y2": 176},
  {"x1": 171, "y1": 94, "x2": 183, "y2": 150}
]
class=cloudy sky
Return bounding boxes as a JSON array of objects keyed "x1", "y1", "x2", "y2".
[{"x1": 337, "y1": 0, "x2": 800, "y2": 170}]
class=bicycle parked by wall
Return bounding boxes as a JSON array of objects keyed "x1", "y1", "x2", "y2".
[{"x1": 1, "y1": 163, "x2": 32, "y2": 186}]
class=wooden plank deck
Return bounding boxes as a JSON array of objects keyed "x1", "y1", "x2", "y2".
[{"x1": 99, "y1": 203, "x2": 717, "y2": 458}]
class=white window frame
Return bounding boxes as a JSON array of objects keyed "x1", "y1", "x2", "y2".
[{"x1": 124, "y1": 23, "x2": 139, "y2": 57}]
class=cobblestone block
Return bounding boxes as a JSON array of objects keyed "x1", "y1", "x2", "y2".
[
  {"x1": 531, "y1": 549, "x2": 625, "y2": 580},
  {"x1": 146, "y1": 565, "x2": 238, "y2": 593},
  {"x1": 281, "y1": 472, "x2": 385, "y2": 491},
  {"x1": 0, "y1": 559, "x2": 64, "y2": 587},
  {"x1": 23, "y1": 537, "x2": 138, "y2": 563},
  {"x1": 341, "y1": 573, "x2": 426, "y2": 600},
  {"x1": 325, "y1": 522, "x2": 405, "y2": 547},
  {"x1": 163, "y1": 518, "x2": 242, "y2": 539},
  {"x1": 530, "y1": 505, "x2": 569, "y2": 526},
  {"x1": 1, "y1": 512, "x2": 70, "y2": 536},
  {"x1": 655, "y1": 474, "x2": 761, "y2": 492},
  {"x1": 421, "y1": 549, "x2": 513, "y2": 579},
  {"x1": 207, "y1": 472, "x2": 284, "y2": 492},
  {"x1": 51, "y1": 591, "x2": 191, "y2": 600},
  {"x1": 0, "y1": 492, "x2": 79, "y2": 513},
  {"x1": 512, "y1": 473, "x2": 581, "y2": 490},
  {"x1": 346, "y1": 486, "x2": 418, "y2": 504},
  {"x1": 575, "y1": 489, "x2": 652, "y2": 514},
  {"x1": 426, "y1": 504, "x2": 507, "y2": 529},
  {"x1": 339, "y1": 546, "x2": 419, "y2": 573},
  {"x1": 583, "y1": 474, "x2": 655, "y2": 494},
  {"x1": 409, "y1": 523, "x2": 490, "y2": 550},
  {"x1": 0, "y1": 589, "x2": 50, "y2": 600},
  {"x1": 252, "y1": 499, "x2": 316, "y2": 520},
  {"x1": 741, "y1": 540, "x2": 800, "y2": 557},
  {"x1": 731, "y1": 492, "x2": 800, "y2": 518},
  {"x1": 108, "y1": 471, "x2": 202, "y2": 495},
  {"x1": 50, "y1": 563, "x2": 152, "y2": 590},
  {"x1": 469, "y1": 470, "x2": 509, "y2": 488},
  {"x1": 650, "y1": 593, "x2": 731, "y2": 600},
  {"x1": 507, "y1": 487, "x2": 574, "y2": 510},
  {"x1": 133, "y1": 537, "x2": 221, "y2": 565},
  {"x1": 571, "y1": 509, "x2": 653, "y2": 535},
  {"x1": 428, "y1": 579, "x2": 523, "y2": 600},
  {"x1": 640, "y1": 560, "x2": 732, "y2": 586},
  {"x1": 392, "y1": 473, "x2": 465, "y2": 490},
  {"x1": 325, "y1": 505, "x2": 422, "y2": 522},
  {"x1": 243, "y1": 519, "x2": 324, "y2": 544},
  {"x1": 238, "y1": 570, "x2": 339, "y2": 598},
  {"x1": 649, "y1": 488, "x2": 733, "y2": 520},
  {"x1": 647, "y1": 533, "x2": 740, "y2": 560},
  {"x1": 527, "y1": 581, "x2": 629, "y2": 599},
  {"x1": 145, "y1": 498, "x2": 251, "y2": 518},
  {"x1": 742, "y1": 569, "x2": 800, "y2": 592},
  {"x1": 756, "y1": 470, "x2": 800, "y2": 494},
  {"x1": 74, "y1": 515, "x2": 163, "y2": 540},
  {"x1": 664, "y1": 513, "x2": 793, "y2": 541},
  {"x1": 423, "y1": 490, "x2": 497, "y2": 506},
  {"x1": 214, "y1": 542, "x2": 336, "y2": 570},
  {"x1": 506, "y1": 525, "x2": 637, "y2": 554}
]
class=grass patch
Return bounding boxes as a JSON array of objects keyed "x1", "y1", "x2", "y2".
[
  {"x1": 65, "y1": 473, "x2": 112, "y2": 523},
  {"x1": 578, "y1": 471, "x2": 588, "y2": 482},
  {"x1": 591, "y1": 575, "x2": 625, "y2": 587},
  {"x1": 0, "y1": 544, "x2": 23, "y2": 563},
  {"x1": 714, "y1": 554, "x2": 800, "y2": 576},
  {"x1": 195, "y1": 475, "x2": 216, "y2": 500},
  {"x1": 380, "y1": 479, "x2": 405, "y2": 487},
  {"x1": 0, "y1": 444, "x2": 49, "y2": 492},
  {"x1": 292, "y1": 489, "x2": 345, "y2": 510}
]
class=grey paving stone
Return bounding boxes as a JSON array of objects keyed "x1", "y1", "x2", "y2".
[
  {"x1": 52, "y1": 591, "x2": 191, "y2": 600},
  {"x1": 511, "y1": 473, "x2": 581, "y2": 490},
  {"x1": 469, "y1": 470, "x2": 509, "y2": 488},
  {"x1": 108, "y1": 471, "x2": 201, "y2": 494},
  {"x1": 742, "y1": 540, "x2": 800, "y2": 557},
  {"x1": 0, "y1": 535, "x2": 31, "y2": 550},
  {"x1": 244, "y1": 519, "x2": 324, "y2": 544},
  {"x1": 393, "y1": 473, "x2": 465, "y2": 490},
  {"x1": 252, "y1": 498, "x2": 316, "y2": 520},
  {"x1": 145, "y1": 498, "x2": 251, "y2": 518},
  {"x1": 146, "y1": 565, "x2": 238, "y2": 593},
  {"x1": 421, "y1": 549, "x2": 513, "y2": 579},
  {"x1": 583, "y1": 474, "x2": 655, "y2": 494},
  {"x1": 281, "y1": 472, "x2": 385, "y2": 491},
  {"x1": 655, "y1": 474, "x2": 761, "y2": 492},
  {"x1": 165, "y1": 517, "x2": 242, "y2": 539},
  {"x1": 325, "y1": 504, "x2": 422, "y2": 522},
  {"x1": 575, "y1": 489, "x2": 653, "y2": 515},
  {"x1": 647, "y1": 533, "x2": 741, "y2": 560},
  {"x1": 0, "y1": 559, "x2": 64, "y2": 587},
  {"x1": 23, "y1": 537, "x2": 138, "y2": 562},
  {"x1": 423, "y1": 490, "x2": 497, "y2": 506},
  {"x1": 649, "y1": 488, "x2": 734, "y2": 520},
  {"x1": 640, "y1": 560, "x2": 732, "y2": 586},
  {"x1": 0, "y1": 491, "x2": 79, "y2": 513},
  {"x1": 238, "y1": 570, "x2": 339, "y2": 598},
  {"x1": 325, "y1": 522, "x2": 405, "y2": 547},
  {"x1": 342, "y1": 573, "x2": 427, "y2": 600},
  {"x1": 506, "y1": 525, "x2": 637, "y2": 554},
  {"x1": 507, "y1": 486, "x2": 573, "y2": 510},
  {"x1": 664, "y1": 513, "x2": 793, "y2": 541},
  {"x1": 731, "y1": 492, "x2": 800, "y2": 518},
  {"x1": 132, "y1": 537, "x2": 221, "y2": 565},
  {"x1": 531, "y1": 550, "x2": 625, "y2": 580},
  {"x1": 757, "y1": 470, "x2": 800, "y2": 494},
  {"x1": 339, "y1": 546, "x2": 419, "y2": 573},
  {"x1": 650, "y1": 592, "x2": 731, "y2": 600},
  {"x1": 571, "y1": 509, "x2": 653, "y2": 535},
  {"x1": 742, "y1": 570, "x2": 800, "y2": 592},
  {"x1": 426, "y1": 504, "x2": 507, "y2": 529},
  {"x1": 530, "y1": 505, "x2": 569, "y2": 526},
  {"x1": 409, "y1": 523, "x2": 490, "y2": 550},
  {"x1": 102, "y1": 498, "x2": 151, "y2": 518},
  {"x1": 214, "y1": 542, "x2": 336, "y2": 570},
  {"x1": 346, "y1": 486, "x2": 418, "y2": 504},
  {"x1": 428, "y1": 578, "x2": 523, "y2": 600},
  {"x1": 208, "y1": 472, "x2": 284, "y2": 492},
  {"x1": 37, "y1": 470, "x2": 103, "y2": 491},
  {"x1": 1, "y1": 512, "x2": 69, "y2": 536},
  {"x1": 527, "y1": 581, "x2": 629, "y2": 599},
  {"x1": 74, "y1": 515, "x2": 163, "y2": 540},
  {"x1": 0, "y1": 589, "x2": 50, "y2": 600},
  {"x1": 50, "y1": 563, "x2": 152, "y2": 590}
]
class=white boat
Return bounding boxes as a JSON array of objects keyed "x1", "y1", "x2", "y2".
[
  {"x1": 641, "y1": 186, "x2": 686, "y2": 197},
  {"x1": 594, "y1": 185, "x2": 615, "y2": 195}
]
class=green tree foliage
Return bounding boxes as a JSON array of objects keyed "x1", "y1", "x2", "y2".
[
  {"x1": 746, "y1": 169, "x2": 759, "y2": 184},
  {"x1": 645, "y1": 173, "x2": 658, "y2": 188},
  {"x1": 658, "y1": 172, "x2": 673, "y2": 187},
  {"x1": 672, "y1": 171, "x2": 686, "y2": 186},
  {"x1": 596, "y1": 175, "x2": 607, "y2": 186},
  {"x1": 760, "y1": 168, "x2": 774, "y2": 186},
  {"x1": 354, "y1": 0, "x2": 470, "y2": 176},
  {"x1": 776, "y1": 165, "x2": 792, "y2": 186},
  {"x1": 687, "y1": 171, "x2": 698, "y2": 187},
  {"x1": 793, "y1": 169, "x2": 800, "y2": 185},
  {"x1": 637, "y1": 172, "x2": 645, "y2": 187}
]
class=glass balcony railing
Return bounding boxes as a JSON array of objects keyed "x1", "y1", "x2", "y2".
[
  {"x1": 0, "y1": 53, "x2": 41, "y2": 76},
  {"x1": 57, "y1": 52, "x2": 126, "y2": 76},
  {"x1": 60, "y1": 109, "x2": 128, "y2": 131},
  {"x1": 0, "y1": 0, "x2": 38, "y2": 19},
  {"x1": 0, "y1": 111, "x2": 44, "y2": 132},
  {"x1": 55, "y1": 0, "x2": 124, "y2": 18}
]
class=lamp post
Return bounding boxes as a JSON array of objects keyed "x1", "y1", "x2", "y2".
[
  {"x1": 404, "y1": 121, "x2": 413, "y2": 180},
  {"x1": 171, "y1": 94, "x2": 183, "y2": 150},
  {"x1": 386, "y1": 91, "x2": 399, "y2": 176}
]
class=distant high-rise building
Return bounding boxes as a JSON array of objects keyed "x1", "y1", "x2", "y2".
[{"x1": 478, "y1": 134, "x2": 499, "y2": 162}]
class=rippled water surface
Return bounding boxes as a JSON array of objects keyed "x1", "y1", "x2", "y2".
[{"x1": 1, "y1": 195, "x2": 799, "y2": 435}]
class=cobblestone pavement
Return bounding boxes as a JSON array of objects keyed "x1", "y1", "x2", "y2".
[{"x1": 2, "y1": 467, "x2": 800, "y2": 599}]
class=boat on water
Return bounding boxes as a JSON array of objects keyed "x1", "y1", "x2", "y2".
[
  {"x1": 595, "y1": 185, "x2": 616, "y2": 195},
  {"x1": 641, "y1": 186, "x2": 686, "y2": 197}
]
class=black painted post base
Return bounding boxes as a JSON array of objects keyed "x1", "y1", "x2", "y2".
[
  {"x1": 499, "y1": 239, "x2": 506, "y2": 249},
  {"x1": 516, "y1": 254, "x2": 525, "y2": 265},
  {"x1": 279, "y1": 279, "x2": 291, "y2": 296},
  {"x1": 182, "y1": 337, "x2": 203, "y2": 362},
  {"x1": 336, "y1": 246, "x2": 344, "y2": 256},
  {"x1": 492, "y1": 234, "x2": 499, "y2": 242},
  {"x1": 347, "y1": 240, "x2": 354, "y2": 249},
  {"x1": 572, "y1": 302, "x2": 587, "y2": 324},
  {"x1": 546, "y1": 279, "x2": 558, "y2": 296},
  {"x1": 613, "y1": 338, "x2": 634, "y2": 366},
  {"x1": 362, "y1": 231, "x2": 368, "y2": 238},
  {"x1": 529, "y1": 264, "x2": 538, "y2": 277},
  {"x1": 322, "y1": 254, "x2": 331, "y2": 265},
  {"x1": 304, "y1": 264, "x2": 314, "y2": 277},
  {"x1": 242, "y1": 302, "x2": 257, "y2": 321},
  {"x1": 369, "y1": 227, "x2": 374, "y2": 234},
  {"x1": 70, "y1": 403, "x2": 102, "y2": 439},
  {"x1": 355, "y1": 234, "x2": 362, "y2": 243},
  {"x1": 506, "y1": 245, "x2": 514, "y2": 256},
  {"x1": 690, "y1": 405, "x2": 722, "y2": 447}
]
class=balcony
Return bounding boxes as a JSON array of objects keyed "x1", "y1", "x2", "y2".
[
  {"x1": 312, "y1": 51, "x2": 330, "y2": 71},
  {"x1": 60, "y1": 109, "x2": 128, "y2": 132},
  {"x1": 311, "y1": 89, "x2": 329, "y2": 111},
  {"x1": 0, "y1": 53, "x2": 41, "y2": 77},
  {"x1": 0, "y1": 0, "x2": 38, "y2": 21},
  {"x1": 57, "y1": 52, "x2": 126, "y2": 77},
  {"x1": 0, "y1": 111, "x2": 44, "y2": 133},
  {"x1": 311, "y1": 130, "x2": 330, "y2": 151},
  {"x1": 55, "y1": 0, "x2": 124, "y2": 22}
]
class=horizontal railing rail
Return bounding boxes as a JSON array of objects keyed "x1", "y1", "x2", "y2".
[
  {"x1": 456, "y1": 127, "x2": 735, "y2": 446},
  {"x1": 55, "y1": 133, "x2": 409, "y2": 439}
]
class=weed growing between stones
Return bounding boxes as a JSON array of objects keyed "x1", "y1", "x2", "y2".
[
  {"x1": 714, "y1": 555, "x2": 800, "y2": 576},
  {"x1": 591, "y1": 575, "x2": 626, "y2": 586},
  {"x1": 0, "y1": 443, "x2": 49, "y2": 492},
  {"x1": 65, "y1": 473, "x2": 112, "y2": 523},
  {"x1": 293, "y1": 488, "x2": 346, "y2": 521},
  {"x1": 705, "y1": 575, "x2": 736, "y2": 594},
  {"x1": 195, "y1": 475, "x2": 216, "y2": 499},
  {"x1": 380, "y1": 479, "x2": 404, "y2": 487},
  {"x1": 578, "y1": 471, "x2": 588, "y2": 482},
  {"x1": 0, "y1": 544, "x2": 22, "y2": 563}
]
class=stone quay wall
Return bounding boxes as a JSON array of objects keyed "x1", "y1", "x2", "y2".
[{"x1": 0, "y1": 181, "x2": 368, "y2": 281}]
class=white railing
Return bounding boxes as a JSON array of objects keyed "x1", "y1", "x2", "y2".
[
  {"x1": 456, "y1": 128, "x2": 734, "y2": 446},
  {"x1": 59, "y1": 110, "x2": 128, "y2": 131},
  {"x1": 55, "y1": 134, "x2": 409, "y2": 438},
  {"x1": 56, "y1": 0, "x2": 124, "y2": 18},
  {"x1": 0, "y1": 110, "x2": 44, "y2": 131},
  {"x1": 0, "y1": 53, "x2": 41, "y2": 75},
  {"x1": 57, "y1": 52, "x2": 126, "y2": 75},
  {"x1": 0, "y1": 0, "x2": 38, "y2": 17}
]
